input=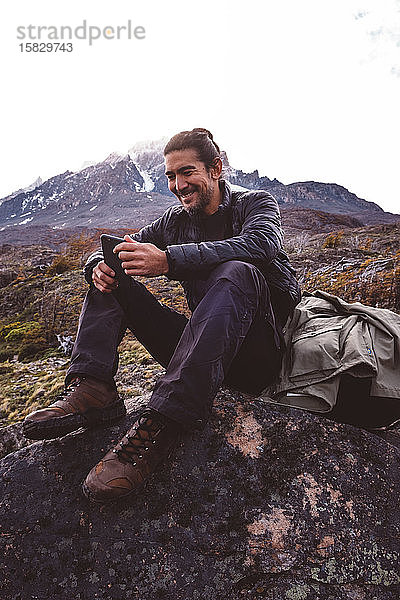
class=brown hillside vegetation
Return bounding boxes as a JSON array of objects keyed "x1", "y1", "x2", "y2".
[{"x1": 287, "y1": 223, "x2": 400, "y2": 310}]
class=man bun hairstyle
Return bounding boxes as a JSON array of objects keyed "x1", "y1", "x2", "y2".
[{"x1": 164, "y1": 128, "x2": 221, "y2": 172}]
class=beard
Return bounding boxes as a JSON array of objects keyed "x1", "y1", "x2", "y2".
[{"x1": 182, "y1": 183, "x2": 214, "y2": 218}]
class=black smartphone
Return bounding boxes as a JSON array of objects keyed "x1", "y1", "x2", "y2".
[{"x1": 100, "y1": 234, "x2": 128, "y2": 280}]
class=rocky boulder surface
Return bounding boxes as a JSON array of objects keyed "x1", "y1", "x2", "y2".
[
  {"x1": 1, "y1": 386, "x2": 399, "y2": 600},
  {"x1": 0, "y1": 422, "x2": 29, "y2": 458}
]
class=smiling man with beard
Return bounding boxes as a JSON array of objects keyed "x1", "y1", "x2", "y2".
[
  {"x1": 165, "y1": 145, "x2": 220, "y2": 217},
  {"x1": 23, "y1": 128, "x2": 301, "y2": 504}
]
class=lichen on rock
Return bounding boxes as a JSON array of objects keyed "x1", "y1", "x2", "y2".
[{"x1": 1, "y1": 386, "x2": 399, "y2": 599}]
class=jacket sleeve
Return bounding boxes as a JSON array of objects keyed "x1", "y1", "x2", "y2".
[
  {"x1": 165, "y1": 191, "x2": 283, "y2": 280},
  {"x1": 82, "y1": 212, "x2": 170, "y2": 284}
]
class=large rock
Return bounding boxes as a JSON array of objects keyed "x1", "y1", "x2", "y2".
[
  {"x1": 0, "y1": 422, "x2": 29, "y2": 459},
  {"x1": 0, "y1": 390, "x2": 399, "y2": 600}
]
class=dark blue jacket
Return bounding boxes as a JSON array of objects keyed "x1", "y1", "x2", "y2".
[{"x1": 84, "y1": 180, "x2": 301, "y2": 323}]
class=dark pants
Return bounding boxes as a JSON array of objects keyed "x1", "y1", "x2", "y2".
[{"x1": 67, "y1": 261, "x2": 283, "y2": 429}]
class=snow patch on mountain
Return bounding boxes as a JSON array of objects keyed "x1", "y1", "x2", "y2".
[
  {"x1": 0, "y1": 176, "x2": 43, "y2": 207},
  {"x1": 19, "y1": 217, "x2": 33, "y2": 225},
  {"x1": 135, "y1": 163, "x2": 155, "y2": 192}
]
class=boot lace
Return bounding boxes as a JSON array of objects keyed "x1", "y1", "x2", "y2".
[
  {"x1": 54, "y1": 377, "x2": 83, "y2": 401},
  {"x1": 113, "y1": 410, "x2": 164, "y2": 465}
]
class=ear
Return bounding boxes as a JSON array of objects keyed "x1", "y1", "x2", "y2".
[{"x1": 210, "y1": 157, "x2": 223, "y2": 180}]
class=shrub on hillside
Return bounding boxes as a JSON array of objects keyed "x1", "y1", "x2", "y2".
[
  {"x1": 0, "y1": 320, "x2": 48, "y2": 361},
  {"x1": 322, "y1": 230, "x2": 344, "y2": 249},
  {"x1": 46, "y1": 254, "x2": 77, "y2": 276},
  {"x1": 2, "y1": 321, "x2": 42, "y2": 343}
]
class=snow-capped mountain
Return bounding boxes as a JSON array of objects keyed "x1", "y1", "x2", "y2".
[
  {"x1": 0, "y1": 176, "x2": 43, "y2": 206},
  {"x1": 0, "y1": 139, "x2": 397, "y2": 233},
  {"x1": 0, "y1": 152, "x2": 174, "y2": 230}
]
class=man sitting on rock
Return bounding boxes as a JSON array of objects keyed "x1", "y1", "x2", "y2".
[{"x1": 23, "y1": 128, "x2": 301, "y2": 503}]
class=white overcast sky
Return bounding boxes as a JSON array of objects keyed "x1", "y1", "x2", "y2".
[{"x1": 1, "y1": 0, "x2": 399, "y2": 213}]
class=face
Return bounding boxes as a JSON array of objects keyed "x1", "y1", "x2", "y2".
[{"x1": 164, "y1": 148, "x2": 221, "y2": 216}]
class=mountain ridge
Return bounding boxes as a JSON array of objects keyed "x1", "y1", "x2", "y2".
[{"x1": 0, "y1": 141, "x2": 398, "y2": 233}]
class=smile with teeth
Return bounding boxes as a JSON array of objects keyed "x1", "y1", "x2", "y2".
[{"x1": 179, "y1": 190, "x2": 196, "y2": 202}]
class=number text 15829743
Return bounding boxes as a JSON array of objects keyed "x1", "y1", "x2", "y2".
[{"x1": 19, "y1": 43, "x2": 73, "y2": 52}]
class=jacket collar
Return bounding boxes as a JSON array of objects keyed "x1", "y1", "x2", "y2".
[{"x1": 218, "y1": 179, "x2": 233, "y2": 214}]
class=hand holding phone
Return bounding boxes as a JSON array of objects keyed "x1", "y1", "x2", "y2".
[
  {"x1": 100, "y1": 234, "x2": 127, "y2": 281},
  {"x1": 101, "y1": 233, "x2": 169, "y2": 279}
]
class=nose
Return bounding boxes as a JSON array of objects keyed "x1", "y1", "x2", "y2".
[{"x1": 175, "y1": 173, "x2": 188, "y2": 193}]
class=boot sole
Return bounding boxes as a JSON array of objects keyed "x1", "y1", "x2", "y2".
[{"x1": 22, "y1": 401, "x2": 127, "y2": 440}]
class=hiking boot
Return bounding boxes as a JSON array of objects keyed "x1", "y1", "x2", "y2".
[
  {"x1": 23, "y1": 376, "x2": 126, "y2": 440},
  {"x1": 82, "y1": 409, "x2": 181, "y2": 504}
]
